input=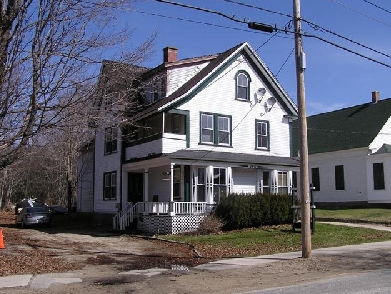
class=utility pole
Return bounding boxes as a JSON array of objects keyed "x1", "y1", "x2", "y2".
[
  {"x1": 247, "y1": 0, "x2": 312, "y2": 258},
  {"x1": 293, "y1": 0, "x2": 311, "y2": 258}
]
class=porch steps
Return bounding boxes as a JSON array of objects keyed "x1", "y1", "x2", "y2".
[{"x1": 113, "y1": 203, "x2": 135, "y2": 230}]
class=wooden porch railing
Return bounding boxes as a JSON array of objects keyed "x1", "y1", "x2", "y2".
[{"x1": 112, "y1": 201, "x2": 210, "y2": 230}]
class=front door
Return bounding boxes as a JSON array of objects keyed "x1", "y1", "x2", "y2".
[{"x1": 128, "y1": 173, "x2": 144, "y2": 203}]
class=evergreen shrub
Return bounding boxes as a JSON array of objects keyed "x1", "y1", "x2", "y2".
[{"x1": 214, "y1": 193, "x2": 292, "y2": 230}]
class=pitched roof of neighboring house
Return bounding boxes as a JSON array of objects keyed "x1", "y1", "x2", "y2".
[
  {"x1": 92, "y1": 60, "x2": 149, "y2": 112},
  {"x1": 292, "y1": 97, "x2": 391, "y2": 155},
  {"x1": 373, "y1": 143, "x2": 391, "y2": 154},
  {"x1": 132, "y1": 42, "x2": 298, "y2": 121},
  {"x1": 169, "y1": 150, "x2": 299, "y2": 167}
]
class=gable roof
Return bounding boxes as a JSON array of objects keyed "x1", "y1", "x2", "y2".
[
  {"x1": 132, "y1": 42, "x2": 297, "y2": 121},
  {"x1": 292, "y1": 98, "x2": 391, "y2": 155}
]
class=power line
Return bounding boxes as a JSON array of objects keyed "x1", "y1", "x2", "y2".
[
  {"x1": 217, "y1": 0, "x2": 292, "y2": 17},
  {"x1": 303, "y1": 33, "x2": 391, "y2": 69},
  {"x1": 154, "y1": 0, "x2": 391, "y2": 69},
  {"x1": 361, "y1": 0, "x2": 391, "y2": 15},
  {"x1": 218, "y1": 0, "x2": 391, "y2": 60},
  {"x1": 132, "y1": 10, "x2": 292, "y2": 38},
  {"x1": 325, "y1": 0, "x2": 391, "y2": 28},
  {"x1": 155, "y1": 0, "x2": 247, "y2": 24},
  {"x1": 303, "y1": 19, "x2": 391, "y2": 60},
  {"x1": 276, "y1": 48, "x2": 295, "y2": 77}
]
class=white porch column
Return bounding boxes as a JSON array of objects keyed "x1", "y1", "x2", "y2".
[
  {"x1": 288, "y1": 171, "x2": 293, "y2": 195},
  {"x1": 271, "y1": 170, "x2": 278, "y2": 194},
  {"x1": 144, "y1": 168, "x2": 149, "y2": 202},
  {"x1": 256, "y1": 169, "x2": 262, "y2": 193},
  {"x1": 206, "y1": 166, "x2": 214, "y2": 204},
  {"x1": 227, "y1": 167, "x2": 233, "y2": 194},
  {"x1": 169, "y1": 163, "x2": 175, "y2": 215},
  {"x1": 191, "y1": 166, "x2": 197, "y2": 202},
  {"x1": 170, "y1": 163, "x2": 174, "y2": 202}
]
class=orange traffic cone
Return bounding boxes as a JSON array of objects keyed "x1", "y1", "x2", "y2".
[{"x1": 0, "y1": 229, "x2": 5, "y2": 249}]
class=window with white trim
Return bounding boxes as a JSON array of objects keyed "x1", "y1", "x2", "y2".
[
  {"x1": 260, "y1": 171, "x2": 290, "y2": 194},
  {"x1": 255, "y1": 120, "x2": 269, "y2": 150},
  {"x1": 213, "y1": 167, "x2": 227, "y2": 203},
  {"x1": 197, "y1": 168, "x2": 206, "y2": 202},
  {"x1": 200, "y1": 113, "x2": 231, "y2": 146},
  {"x1": 278, "y1": 171, "x2": 288, "y2": 195},
  {"x1": 235, "y1": 71, "x2": 251, "y2": 100},
  {"x1": 103, "y1": 171, "x2": 116, "y2": 200}
]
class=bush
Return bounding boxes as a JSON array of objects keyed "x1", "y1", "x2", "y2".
[
  {"x1": 215, "y1": 193, "x2": 292, "y2": 230},
  {"x1": 197, "y1": 214, "x2": 226, "y2": 235}
]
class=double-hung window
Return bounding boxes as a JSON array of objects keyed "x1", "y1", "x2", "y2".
[
  {"x1": 373, "y1": 163, "x2": 385, "y2": 190},
  {"x1": 255, "y1": 120, "x2": 269, "y2": 150},
  {"x1": 104, "y1": 127, "x2": 117, "y2": 154},
  {"x1": 311, "y1": 167, "x2": 320, "y2": 191},
  {"x1": 103, "y1": 171, "x2": 117, "y2": 200},
  {"x1": 235, "y1": 71, "x2": 251, "y2": 100},
  {"x1": 335, "y1": 165, "x2": 345, "y2": 190},
  {"x1": 278, "y1": 171, "x2": 288, "y2": 195},
  {"x1": 200, "y1": 113, "x2": 231, "y2": 146},
  {"x1": 213, "y1": 167, "x2": 227, "y2": 203}
]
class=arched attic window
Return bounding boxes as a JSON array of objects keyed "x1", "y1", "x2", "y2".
[{"x1": 235, "y1": 70, "x2": 251, "y2": 101}]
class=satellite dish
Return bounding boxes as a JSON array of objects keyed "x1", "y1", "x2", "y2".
[
  {"x1": 257, "y1": 88, "x2": 266, "y2": 97},
  {"x1": 264, "y1": 97, "x2": 277, "y2": 112}
]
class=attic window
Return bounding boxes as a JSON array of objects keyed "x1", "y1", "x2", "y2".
[{"x1": 235, "y1": 70, "x2": 251, "y2": 101}]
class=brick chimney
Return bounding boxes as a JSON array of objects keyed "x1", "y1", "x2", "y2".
[
  {"x1": 163, "y1": 46, "x2": 178, "y2": 63},
  {"x1": 372, "y1": 91, "x2": 380, "y2": 103}
]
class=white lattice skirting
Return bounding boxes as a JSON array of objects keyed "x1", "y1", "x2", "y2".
[{"x1": 136, "y1": 215, "x2": 207, "y2": 234}]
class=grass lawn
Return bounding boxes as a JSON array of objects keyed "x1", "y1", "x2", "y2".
[
  {"x1": 316, "y1": 208, "x2": 391, "y2": 223},
  {"x1": 163, "y1": 222, "x2": 391, "y2": 259}
]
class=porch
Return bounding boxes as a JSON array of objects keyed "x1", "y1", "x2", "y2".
[{"x1": 113, "y1": 201, "x2": 213, "y2": 234}]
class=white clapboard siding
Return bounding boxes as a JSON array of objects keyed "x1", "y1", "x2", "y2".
[
  {"x1": 309, "y1": 148, "x2": 368, "y2": 203},
  {"x1": 366, "y1": 153, "x2": 391, "y2": 203},
  {"x1": 177, "y1": 53, "x2": 291, "y2": 157},
  {"x1": 125, "y1": 134, "x2": 187, "y2": 160},
  {"x1": 93, "y1": 128, "x2": 121, "y2": 213},
  {"x1": 166, "y1": 61, "x2": 210, "y2": 96}
]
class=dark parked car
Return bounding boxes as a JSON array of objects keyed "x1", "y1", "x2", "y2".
[
  {"x1": 48, "y1": 205, "x2": 68, "y2": 215},
  {"x1": 15, "y1": 206, "x2": 51, "y2": 228}
]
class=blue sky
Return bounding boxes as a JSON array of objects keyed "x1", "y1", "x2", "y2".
[{"x1": 117, "y1": 0, "x2": 391, "y2": 115}]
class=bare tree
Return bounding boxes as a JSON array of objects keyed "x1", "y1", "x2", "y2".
[{"x1": 0, "y1": 0, "x2": 155, "y2": 169}]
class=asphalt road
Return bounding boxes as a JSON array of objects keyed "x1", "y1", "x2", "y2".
[{"x1": 239, "y1": 269, "x2": 391, "y2": 294}]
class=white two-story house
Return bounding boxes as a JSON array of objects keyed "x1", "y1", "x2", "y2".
[
  {"x1": 77, "y1": 42, "x2": 299, "y2": 233},
  {"x1": 292, "y1": 91, "x2": 391, "y2": 207}
]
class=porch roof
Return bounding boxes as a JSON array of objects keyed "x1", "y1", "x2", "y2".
[{"x1": 169, "y1": 150, "x2": 300, "y2": 167}]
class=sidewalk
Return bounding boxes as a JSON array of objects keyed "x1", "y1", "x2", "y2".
[{"x1": 1, "y1": 222, "x2": 391, "y2": 289}]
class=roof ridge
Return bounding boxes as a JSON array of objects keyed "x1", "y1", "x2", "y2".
[{"x1": 309, "y1": 97, "x2": 391, "y2": 118}]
